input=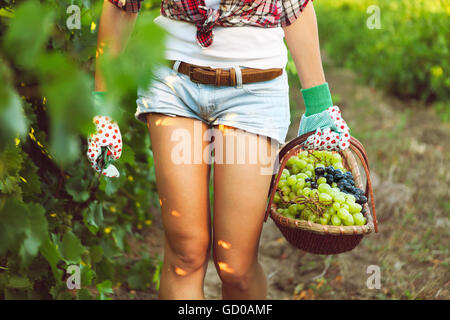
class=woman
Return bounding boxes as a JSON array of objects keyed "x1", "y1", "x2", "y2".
[{"x1": 90, "y1": 0, "x2": 350, "y2": 299}]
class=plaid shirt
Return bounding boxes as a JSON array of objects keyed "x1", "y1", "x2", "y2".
[
  {"x1": 109, "y1": 0, "x2": 142, "y2": 12},
  {"x1": 109, "y1": 0, "x2": 312, "y2": 47}
]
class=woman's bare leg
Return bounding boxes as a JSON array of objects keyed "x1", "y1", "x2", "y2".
[
  {"x1": 146, "y1": 113, "x2": 212, "y2": 300},
  {"x1": 212, "y1": 126, "x2": 279, "y2": 299}
]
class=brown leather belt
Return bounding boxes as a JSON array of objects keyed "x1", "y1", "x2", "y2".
[{"x1": 166, "y1": 60, "x2": 283, "y2": 86}]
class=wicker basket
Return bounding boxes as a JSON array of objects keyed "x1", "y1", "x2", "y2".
[{"x1": 264, "y1": 132, "x2": 378, "y2": 255}]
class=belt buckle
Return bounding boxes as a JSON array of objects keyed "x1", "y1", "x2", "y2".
[{"x1": 188, "y1": 65, "x2": 201, "y2": 84}]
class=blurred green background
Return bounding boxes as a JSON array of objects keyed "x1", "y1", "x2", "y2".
[{"x1": 0, "y1": 0, "x2": 448, "y2": 300}]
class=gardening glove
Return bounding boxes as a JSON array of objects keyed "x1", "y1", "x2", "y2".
[
  {"x1": 86, "y1": 92, "x2": 122, "y2": 178},
  {"x1": 298, "y1": 83, "x2": 350, "y2": 151}
]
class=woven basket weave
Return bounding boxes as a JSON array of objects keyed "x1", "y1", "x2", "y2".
[{"x1": 264, "y1": 133, "x2": 378, "y2": 255}]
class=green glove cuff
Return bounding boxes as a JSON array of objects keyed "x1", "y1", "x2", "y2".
[
  {"x1": 92, "y1": 91, "x2": 106, "y2": 97},
  {"x1": 92, "y1": 91, "x2": 106, "y2": 103},
  {"x1": 92, "y1": 91, "x2": 107, "y2": 114},
  {"x1": 297, "y1": 108, "x2": 339, "y2": 136},
  {"x1": 301, "y1": 83, "x2": 333, "y2": 116}
]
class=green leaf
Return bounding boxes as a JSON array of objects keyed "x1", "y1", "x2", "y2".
[
  {"x1": 0, "y1": 144, "x2": 25, "y2": 194},
  {"x1": 59, "y1": 291, "x2": 75, "y2": 300},
  {"x1": 152, "y1": 259, "x2": 163, "y2": 291},
  {"x1": 0, "y1": 67, "x2": 28, "y2": 149},
  {"x1": 38, "y1": 53, "x2": 96, "y2": 165},
  {"x1": 94, "y1": 259, "x2": 115, "y2": 283},
  {"x1": 7, "y1": 275, "x2": 31, "y2": 289},
  {"x1": 39, "y1": 237, "x2": 62, "y2": 281},
  {"x1": 82, "y1": 200, "x2": 104, "y2": 234},
  {"x1": 38, "y1": 52, "x2": 96, "y2": 136},
  {"x1": 48, "y1": 120, "x2": 81, "y2": 167},
  {"x1": 99, "y1": 169, "x2": 126, "y2": 196},
  {"x1": 0, "y1": 8, "x2": 15, "y2": 18},
  {"x1": 112, "y1": 227, "x2": 126, "y2": 251},
  {"x1": 77, "y1": 288, "x2": 93, "y2": 300},
  {"x1": 0, "y1": 198, "x2": 29, "y2": 255},
  {"x1": 89, "y1": 245, "x2": 104, "y2": 264},
  {"x1": 3, "y1": 1, "x2": 54, "y2": 68},
  {"x1": 99, "y1": 238, "x2": 122, "y2": 260},
  {"x1": 127, "y1": 258, "x2": 154, "y2": 290},
  {"x1": 0, "y1": 175, "x2": 21, "y2": 194},
  {"x1": 80, "y1": 264, "x2": 94, "y2": 286},
  {"x1": 4, "y1": 288, "x2": 28, "y2": 300},
  {"x1": 65, "y1": 174, "x2": 90, "y2": 203},
  {"x1": 120, "y1": 143, "x2": 135, "y2": 166},
  {"x1": 96, "y1": 280, "x2": 113, "y2": 300},
  {"x1": 0, "y1": 142, "x2": 24, "y2": 179},
  {"x1": 60, "y1": 231, "x2": 84, "y2": 264},
  {"x1": 49, "y1": 282, "x2": 67, "y2": 300},
  {"x1": 19, "y1": 202, "x2": 48, "y2": 265},
  {"x1": 19, "y1": 152, "x2": 42, "y2": 198}
]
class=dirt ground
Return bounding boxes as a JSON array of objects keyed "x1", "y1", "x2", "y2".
[{"x1": 115, "y1": 61, "x2": 449, "y2": 300}]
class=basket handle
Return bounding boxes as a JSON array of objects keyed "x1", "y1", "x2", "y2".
[
  {"x1": 266, "y1": 132, "x2": 314, "y2": 199},
  {"x1": 265, "y1": 132, "x2": 315, "y2": 223},
  {"x1": 264, "y1": 133, "x2": 378, "y2": 233},
  {"x1": 348, "y1": 138, "x2": 378, "y2": 233}
]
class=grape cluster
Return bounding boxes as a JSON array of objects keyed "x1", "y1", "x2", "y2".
[
  {"x1": 273, "y1": 150, "x2": 368, "y2": 227},
  {"x1": 311, "y1": 166, "x2": 368, "y2": 207}
]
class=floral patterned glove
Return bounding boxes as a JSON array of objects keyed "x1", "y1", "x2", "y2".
[
  {"x1": 86, "y1": 92, "x2": 122, "y2": 178},
  {"x1": 298, "y1": 105, "x2": 351, "y2": 151}
]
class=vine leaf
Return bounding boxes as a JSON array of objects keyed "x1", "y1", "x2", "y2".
[
  {"x1": 0, "y1": 198, "x2": 28, "y2": 256},
  {"x1": 65, "y1": 174, "x2": 90, "y2": 203},
  {"x1": 77, "y1": 288, "x2": 93, "y2": 300},
  {"x1": 39, "y1": 237, "x2": 63, "y2": 282},
  {"x1": 82, "y1": 200, "x2": 104, "y2": 235},
  {"x1": 60, "y1": 231, "x2": 84, "y2": 264},
  {"x1": 96, "y1": 280, "x2": 113, "y2": 300},
  {"x1": 7, "y1": 275, "x2": 31, "y2": 289},
  {"x1": 0, "y1": 83, "x2": 28, "y2": 150},
  {"x1": 19, "y1": 202, "x2": 48, "y2": 266}
]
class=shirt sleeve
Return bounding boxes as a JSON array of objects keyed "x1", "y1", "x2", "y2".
[
  {"x1": 279, "y1": 0, "x2": 312, "y2": 27},
  {"x1": 108, "y1": 0, "x2": 143, "y2": 13}
]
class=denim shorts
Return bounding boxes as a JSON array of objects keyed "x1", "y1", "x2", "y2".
[{"x1": 135, "y1": 61, "x2": 291, "y2": 144}]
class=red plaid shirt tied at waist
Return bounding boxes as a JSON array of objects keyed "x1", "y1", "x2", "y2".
[{"x1": 109, "y1": 0, "x2": 312, "y2": 47}]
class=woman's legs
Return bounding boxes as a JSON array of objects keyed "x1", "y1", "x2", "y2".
[
  {"x1": 146, "y1": 113, "x2": 212, "y2": 300},
  {"x1": 212, "y1": 126, "x2": 279, "y2": 299}
]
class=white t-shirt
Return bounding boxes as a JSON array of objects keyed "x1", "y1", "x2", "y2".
[{"x1": 153, "y1": 0, "x2": 288, "y2": 69}]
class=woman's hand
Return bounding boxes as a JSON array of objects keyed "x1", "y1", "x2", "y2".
[
  {"x1": 283, "y1": 3, "x2": 351, "y2": 151},
  {"x1": 298, "y1": 105, "x2": 350, "y2": 151},
  {"x1": 86, "y1": 92, "x2": 122, "y2": 178}
]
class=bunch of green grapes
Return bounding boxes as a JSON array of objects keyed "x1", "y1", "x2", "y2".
[{"x1": 273, "y1": 150, "x2": 367, "y2": 227}]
